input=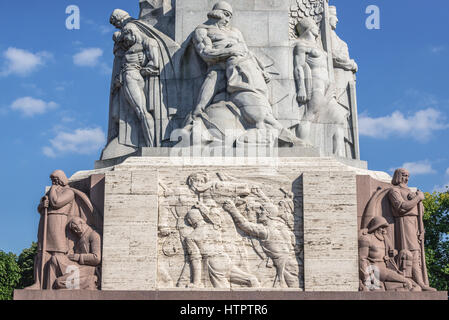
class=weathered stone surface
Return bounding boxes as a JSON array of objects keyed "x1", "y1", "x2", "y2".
[
  {"x1": 73, "y1": 157, "x2": 389, "y2": 291},
  {"x1": 101, "y1": 170, "x2": 159, "y2": 290}
]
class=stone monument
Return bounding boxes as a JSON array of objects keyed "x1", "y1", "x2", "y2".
[{"x1": 14, "y1": 0, "x2": 446, "y2": 300}]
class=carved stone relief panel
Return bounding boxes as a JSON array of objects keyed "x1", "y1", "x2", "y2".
[{"x1": 157, "y1": 170, "x2": 304, "y2": 289}]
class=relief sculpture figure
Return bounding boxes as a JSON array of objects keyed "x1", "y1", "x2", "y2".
[
  {"x1": 50, "y1": 217, "x2": 102, "y2": 290},
  {"x1": 184, "y1": 207, "x2": 260, "y2": 289},
  {"x1": 329, "y1": 6, "x2": 359, "y2": 158},
  {"x1": 223, "y1": 197, "x2": 301, "y2": 288},
  {"x1": 27, "y1": 170, "x2": 98, "y2": 290},
  {"x1": 388, "y1": 169, "x2": 436, "y2": 291},
  {"x1": 180, "y1": 1, "x2": 305, "y2": 147},
  {"x1": 359, "y1": 217, "x2": 416, "y2": 291},
  {"x1": 293, "y1": 17, "x2": 349, "y2": 156}
]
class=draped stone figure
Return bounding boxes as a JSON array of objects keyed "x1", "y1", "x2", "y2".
[
  {"x1": 102, "y1": 9, "x2": 179, "y2": 160},
  {"x1": 26, "y1": 170, "x2": 98, "y2": 290},
  {"x1": 359, "y1": 169, "x2": 436, "y2": 292},
  {"x1": 178, "y1": 1, "x2": 305, "y2": 148},
  {"x1": 293, "y1": 17, "x2": 349, "y2": 157},
  {"x1": 329, "y1": 6, "x2": 360, "y2": 159}
]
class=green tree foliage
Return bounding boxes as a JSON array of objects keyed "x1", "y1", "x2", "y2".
[
  {"x1": 17, "y1": 242, "x2": 37, "y2": 289},
  {"x1": 423, "y1": 190, "x2": 449, "y2": 291},
  {"x1": 0, "y1": 251, "x2": 21, "y2": 300}
]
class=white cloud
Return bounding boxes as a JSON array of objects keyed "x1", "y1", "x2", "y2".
[
  {"x1": 0, "y1": 48, "x2": 52, "y2": 77},
  {"x1": 43, "y1": 127, "x2": 106, "y2": 157},
  {"x1": 391, "y1": 160, "x2": 436, "y2": 176},
  {"x1": 446, "y1": 168, "x2": 449, "y2": 176},
  {"x1": 430, "y1": 45, "x2": 446, "y2": 54},
  {"x1": 73, "y1": 48, "x2": 103, "y2": 67},
  {"x1": 359, "y1": 108, "x2": 448, "y2": 142},
  {"x1": 10, "y1": 97, "x2": 58, "y2": 117}
]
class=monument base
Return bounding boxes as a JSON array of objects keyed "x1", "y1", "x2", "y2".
[{"x1": 14, "y1": 289, "x2": 447, "y2": 301}]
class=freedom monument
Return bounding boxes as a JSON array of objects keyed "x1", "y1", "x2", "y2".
[{"x1": 15, "y1": 0, "x2": 447, "y2": 300}]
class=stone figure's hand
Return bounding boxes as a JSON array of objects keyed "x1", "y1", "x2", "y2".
[
  {"x1": 41, "y1": 196, "x2": 49, "y2": 209},
  {"x1": 223, "y1": 199, "x2": 236, "y2": 212},
  {"x1": 192, "y1": 108, "x2": 203, "y2": 119},
  {"x1": 141, "y1": 67, "x2": 160, "y2": 77},
  {"x1": 418, "y1": 232, "x2": 425, "y2": 242},
  {"x1": 68, "y1": 254, "x2": 80, "y2": 262},
  {"x1": 296, "y1": 89, "x2": 308, "y2": 104}
]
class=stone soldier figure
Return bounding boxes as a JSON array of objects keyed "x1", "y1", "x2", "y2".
[
  {"x1": 388, "y1": 169, "x2": 436, "y2": 291},
  {"x1": 186, "y1": 1, "x2": 302, "y2": 146},
  {"x1": 184, "y1": 208, "x2": 260, "y2": 289},
  {"x1": 223, "y1": 199, "x2": 301, "y2": 288},
  {"x1": 27, "y1": 170, "x2": 94, "y2": 290},
  {"x1": 359, "y1": 216, "x2": 416, "y2": 291},
  {"x1": 51, "y1": 217, "x2": 102, "y2": 290}
]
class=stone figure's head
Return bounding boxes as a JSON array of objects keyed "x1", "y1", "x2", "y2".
[
  {"x1": 69, "y1": 217, "x2": 88, "y2": 236},
  {"x1": 122, "y1": 24, "x2": 142, "y2": 48},
  {"x1": 256, "y1": 202, "x2": 279, "y2": 225},
  {"x1": 392, "y1": 168, "x2": 410, "y2": 187},
  {"x1": 186, "y1": 209, "x2": 204, "y2": 228},
  {"x1": 295, "y1": 17, "x2": 320, "y2": 39},
  {"x1": 208, "y1": 1, "x2": 233, "y2": 27},
  {"x1": 367, "y1": 216, "x2": 389, "y2": 239},
  {"x1": 329, "y1": 6, "x2": 339, "y2": 30},
  {"x1": 187, "y1": 173, "x2": 210, "y2": 194},
  {"x1": 50, "y1": 170, "x2": 69, "y2": 187},
  {"x1": 110, "y1": 9, "x2": 131, "y2": 29}
]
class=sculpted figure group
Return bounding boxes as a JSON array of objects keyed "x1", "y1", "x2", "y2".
[
  {"x1": 359, "y1": 169, "x2": 436, "y2": 292},
  {"x1": 102, "y1": 1, "x2": 362, "y2": 158},
  {"x1": 158, "y1": 172, "x2": 302, "y2": 289},
  {"x1": 27, "y1": 170, "x2": 101, "y2": 290}
]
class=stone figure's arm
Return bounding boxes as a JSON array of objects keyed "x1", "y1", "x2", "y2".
[
  {"x1": 142, "y1": 38, "x2": 160, "y2": 76},
  {"x1": 333, "y1": 55, "x2": 358, "y2": 73},
  {"x1": 185, "y1": 237, "x2": 202, "y2": 287},
  {"x1": 388, "y1": 189, "x2": 424, "y2": 215},
  {"x1": 49, "y1": 187, "x2": 75, "y2": 209},
  {"x1": 78, "y1": 232, "x2": 102, "y2": 266},
  {"x1": 193, "y1": 28, "x2": 237, "y2": 61},
  {"x1": 223, "y1": 200, "x2": 268, "y2": 240},
  {"x1": 293, "y1": 44, "x2": 309, "y2": 104},
  {"x1": 358, "y1": 234, "x2": 372, "y2": 283}
]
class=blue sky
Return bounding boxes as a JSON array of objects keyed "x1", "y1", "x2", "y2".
[{"x1": 0, "y1": 0, "x2": 448, "y2": 254}]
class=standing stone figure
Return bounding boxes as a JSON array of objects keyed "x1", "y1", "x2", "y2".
[
  {"x1": 293, "y1": 17, "x2": 349, "y2": 156},
  {"x1": 388, "y1": 169, "x2": 436, "y2": 291},
  {"x1": 184, "y1": 208, "x2": 260, "y2": 289},
  {"x1": 103, "y1": 9, "x2": 178, "y2": 159},
  {"x1": 184, "y1": 1, "x2": 303, "y2": 146},
  {"x1": 108, "y1": 9, "x2": 160, "y2": 148},
  {"x1": 223, "y1": 199, "x2": 301, "y2": 288},
  {"x1": 359, "y1": 217, "x2": 416, "y2": 291},
  {"x1": 329, "y1": 6, "x2": 359, "y2": 158},
  {"x1": 51, "y1": 217, "x2": 101, "y2": 290},
  {"x1": 27, "y1": 170, "x2": 95, "y2": 290}
]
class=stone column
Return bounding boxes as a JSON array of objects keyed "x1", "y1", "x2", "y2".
[
  {"x1": 302, "y1": 171, "x2": 359, "y2": 291},
  {"x1": 101, "y1": 170, "x2": 159, "y2": 290}
]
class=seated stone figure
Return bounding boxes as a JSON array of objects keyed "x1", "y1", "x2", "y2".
[
  {"x1": 359, "y1": 217, "x2": 418, "y2": 291},
  {"x1": 48, "y1": 217, "x2": 102, "y2": 290}
]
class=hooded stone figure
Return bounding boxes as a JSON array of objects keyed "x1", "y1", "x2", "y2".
[
  {"x1": 27, "y1": 170, "x2": 96, "y2": 290},
  {"x1": 102, "y1": 9, "x2": 180, "y2": 159}
]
